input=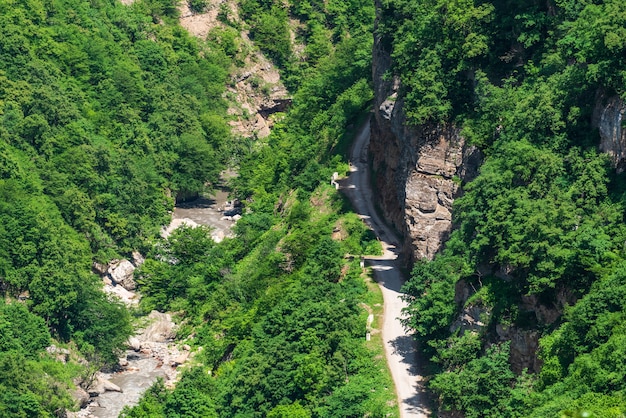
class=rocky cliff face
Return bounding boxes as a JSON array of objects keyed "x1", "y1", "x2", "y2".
[
  {"x1": 593, "y1": 91, "x2": 626, "y2": 172},
  {"x1": 369, "y1": 22, "x2": 481, "y2": 264},
  {"x1": 369, "y1": 9, "x2": 555, "y2": 376},
  {"x1": 449, "y1": 279, "x2": 574, "y2": 374}
]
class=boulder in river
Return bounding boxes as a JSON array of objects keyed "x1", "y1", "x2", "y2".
[
  {"x1": 101, "y1": 378, "x2": 122, "y2": 393},
  {"x1": 86, "y1": 380, "x2": 104, "y2": 397},
  {"x1": 127, "y1": 337, "x2": 142, "y2": 351},
  {"x1": 88, "y1": 376, "x2": 122, "y2": 396},
  {"x1": 108, "y1": 259, "x2": 136, "y2": 291}
]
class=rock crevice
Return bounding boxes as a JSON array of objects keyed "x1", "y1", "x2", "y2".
[{"x1": 593, "y1": 91, "x2": 626, "y2": 172}]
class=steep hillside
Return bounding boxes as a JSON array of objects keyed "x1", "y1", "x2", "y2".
[
  {"x1": 1, "y1": 0, "x2": 395, "y2": 415},
  {"x1": 178, "y1": 0, "x2": 291, "y2": 140},
  {"x1": 119, "y1": 0, "x2": 401, "y2": 414},
  {"x1": 0, "y1": 0, "x2": 232, "y2": 415},
  {"x1": 372, "y1": 0, "x2": 626, "y2": 416}
]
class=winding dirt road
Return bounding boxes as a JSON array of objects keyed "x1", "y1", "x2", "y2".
[{"x1": 339, "y1": 118, "x2": 429, "y2": 418}]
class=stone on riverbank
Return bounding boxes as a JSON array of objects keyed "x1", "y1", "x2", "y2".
[
  {"x1": 172, "y1": 351, "x2": 189, "y2": 366},
  {"x1": 127, "y1": 337, "x2": 141, "y2": 351}
]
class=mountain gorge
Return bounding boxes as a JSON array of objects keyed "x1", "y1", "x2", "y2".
[{"x1": 2, "y1": 0, "x2": 626, "y2": 417}]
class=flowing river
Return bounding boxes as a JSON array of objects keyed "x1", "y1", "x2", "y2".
[
  {"x1": 161, "y1": 173, "x2": 238, "y2": 241},
  {"x1": 91, "y1": 352, "x2": 167, "y2": 418}
]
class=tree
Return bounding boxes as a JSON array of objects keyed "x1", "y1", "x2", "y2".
[{"x1": 431, "y1": 343, "x2": 515, "y2": 418}]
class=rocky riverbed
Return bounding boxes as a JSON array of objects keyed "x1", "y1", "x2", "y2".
[
  {"x1": 162, "y1": 172, "x2": 241, "y2": 242},
  {"x1": 72, "y1": 184, "x2": 236, "y2": 417},
  {"x1": 161, "y1": 189, "x2": 240, "y2": 242},
  {"x1": 70, "y1": 311, "x2": 193, "y2": 418},
  {"x1": 92, "y1": 311, "x2": 191, "y2": 418}
]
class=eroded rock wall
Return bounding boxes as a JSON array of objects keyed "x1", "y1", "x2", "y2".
[
  {"x1": 369, "y1": 23, "x2": 481, "y2": 264},
  {"x1": 593, "y1": 91, "x2": 626, "y2": 172},
  {"x1": 176, "y1": 0, "x2": 290, "y2": 140}
]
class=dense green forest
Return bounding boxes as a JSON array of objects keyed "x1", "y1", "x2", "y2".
[
  {"x1": 0, "y1": 0, "x2": 228, "y2": 415},
  {"x1": 122, "y1": 0, "x2": 399, "y2": 415},
  {"x1": 0, "y1": 0, "x2": 395, "y2": 416},
  {"x1": 376, "y1": 0, "x2": 626, "y2": 416}
]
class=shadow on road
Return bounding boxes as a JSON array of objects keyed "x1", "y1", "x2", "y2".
[
  {"x1": 367, "y1": 259, "x2": 404, "y2": 292},
  {"x1": 389, "y1": 335, "x2": 419, "y2": 373},
  {"x1": 404, "y1": 393, "x2": 431, "y2": 417},
  {"x1": 390, "y1": 336, "x2": 433, "y2": 417}
]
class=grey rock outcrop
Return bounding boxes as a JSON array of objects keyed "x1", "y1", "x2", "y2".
[
  {"x1": 132, "y1": 251, "x2": 145, "y2": 267},
  {"x1": 71, "y1": 387, "x2": 91, "y2": 408},
  {"x1": 379, "y1": 93, "x2": 397, "y2": 120},
  {"x1": 140, "y1": 311, "x2": 176, "y2": 343},
  {"x1": 450, "y1": 280, "x2": 573, "y2": 374},
  {"x1": 495, "y1": 324, "x2": 540, "y2": 373},
  {"x1": 450, "y1": 305, "x2": 487, "y2": 334},
  {"x1": 92, "y1": 261, "x2": 108, "y2": 275},
  {"x1": 94, "y1": 256, "x2": 141, "y2": 294},
  {"x1": 46, "y1": 344, "x2": 70, "y2": 363},
  {"x1": 593, "y1": 92, "x2": 626, "y2": 172},
  {"x1": 520, "y1": 287, "x2": 574, "y2": 326},
  {"x1": 107, "y1": 259, "x2": 136, "y2": 291}
]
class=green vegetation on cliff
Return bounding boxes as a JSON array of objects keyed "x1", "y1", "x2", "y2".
[
  {"x1": 0, "y1": 0, "x2": 394, "y2": 415},
  {"x1": 124, "y1": 196, "x2": 393, "y2": 417},
  {"x1": 1, "y1": 0, "x2": 230, "y2": 257},
  {"x1": 14, "y1": 0, "x2": 626, "y2": 416},
  {"x1": 378, "y1": 0, "x2": 626, "y2": 416}
]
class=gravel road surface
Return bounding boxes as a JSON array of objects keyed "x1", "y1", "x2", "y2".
[{"x1": 339, "y1": 118, "x2": 429, "y2": 418}]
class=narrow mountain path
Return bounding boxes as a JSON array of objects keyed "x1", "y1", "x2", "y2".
[{"x1": 339, "y1": 118, "x2": 429, "y2": 418}]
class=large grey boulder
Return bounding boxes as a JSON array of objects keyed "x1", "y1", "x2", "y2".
[
  {"x1": 101, "y1": 378, "x2": 122, "y2": 393},
  {"x1": 107, "y1": 259, "x2": 136, "y2": 291},
  {"x1": 87, "y1": 376, "x2": 122, "y2": 396}
]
